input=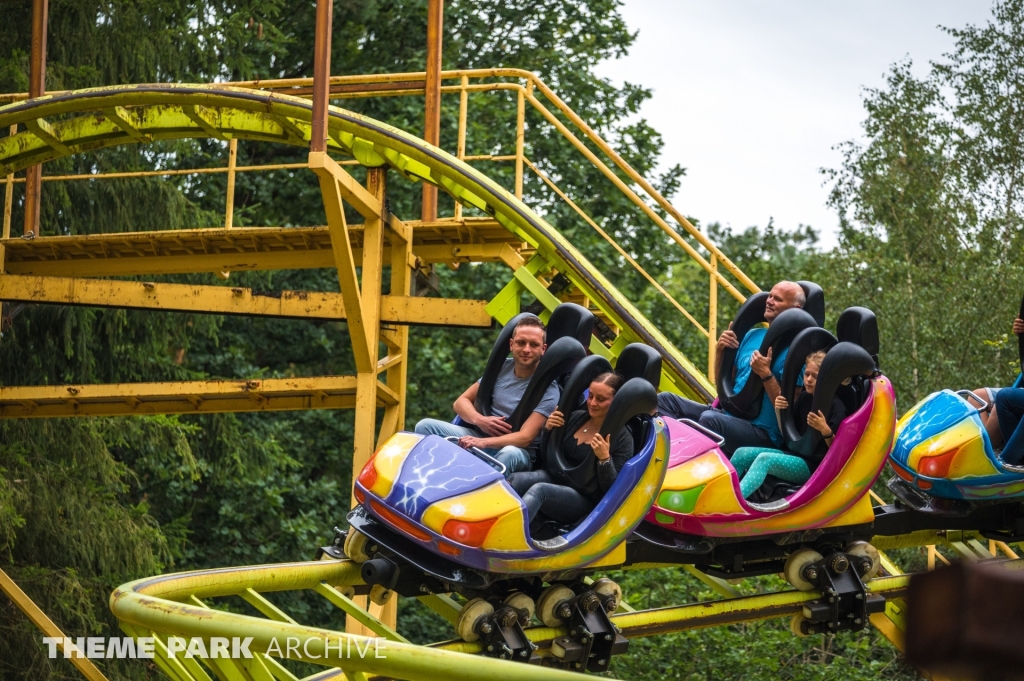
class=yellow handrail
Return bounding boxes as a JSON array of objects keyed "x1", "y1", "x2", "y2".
[
  {"x1": 2, "y1": 68, "x2": 756, "y2": 375},
  {"x1": 1, "y1": 69, "x2": 755, "y2": 293},
  {"x1": 524, "y1": 157, "x2": 708, "y2": 337}
]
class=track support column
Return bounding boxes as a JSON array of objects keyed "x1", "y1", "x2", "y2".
[
  {"x1": 377, "y1": 196, "x2": 413, "y2": 450},
  {"x1": 311, "y1": 153, "x2": 399, "y2": 632},
  {"x1": 353, "y1": 166, "x2": 385, "y2": 500},
  {"x1": 23, "y1": 0, "x2": 48, "y2": 237}
]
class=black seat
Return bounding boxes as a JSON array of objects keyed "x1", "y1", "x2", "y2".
[
  {"x1": 747, "y1": 477, "x2": 800, "y2": 505},
  {"x1": 717, "y1": 307, "x2": 817, "y2": 420},
  {"x1": 547, "y1": 354, "x2": 613, "y2": 432},
  {"x1": 546, "y1": 302, "x2": 595, "y2": 350},
  {"x1": 782, "y1": 342, "x2": 877, "y2": 459},
  {"x1": 798, "y1": 281, "x2": 826, "y2": 327},
  {"x1": 714, "y1": 292, "x2": 767, "y2": 416},
  {"x1": 531, "y1": 350, "x2": 660, "y2": 538},
  {"x1": 615, "y1": 343, "x2": 663, "y2": 387},
  {"x1": 545, "y1": 377, "x2": 657, "y2": 498},
  {"x1": 778, "y1": 327, "x2": 839, "y2": 445},
  {"x1": 836, "y1": 307, "x2": 879, "y2": 368},
  {"x1": 528, "y1": 353, "x2": 612, "y2": 538},
  {"x1": 474, "y1": 304, "x2": 595, "y2": 423},
  {"x1": 752, "y1": 339, "x2": 876, "y2": 503},
  {"x1": 506, "y1": 337, "x2": 587, "y2": 431},
  {"x1": 615, "y1": 344, "x2": 663, "y2": 453},
  {"x1": 541, "y1": 344, "x2": 660, "y2": 485},
  {"x1": 475, "y1": 311, "x2": 536, "y2": 420}
]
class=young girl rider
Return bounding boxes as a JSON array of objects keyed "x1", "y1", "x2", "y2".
[{"x1": 730, "y1": 350, "x2": 846, "y2": 500}]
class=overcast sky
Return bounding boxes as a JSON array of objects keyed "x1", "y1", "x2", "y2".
[{"x1": 596, "y1": 1, "x2": 995, "y2": 248}]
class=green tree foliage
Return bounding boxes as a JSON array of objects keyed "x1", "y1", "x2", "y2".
[
  {"x1": 822, "y1": 0, "x2": 1024, "y2": 405},
  {"x1": 0, "y1": 2, "x2": 290, "y2": 677}
]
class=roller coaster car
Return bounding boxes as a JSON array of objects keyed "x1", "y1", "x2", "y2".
[
  {"x1": 342, "y1": 342, "x2": 667, "y2": 596},
  {"x1": 888, "y1": 383, "x2": 1024, "y2": 513},
  {"x1": 633, "y1": 308, "x2": 895, "y2": 599},
  {"x1": 340, "y1": 344, "x2": 664, "y2": 664},
  {"x1": 888, "y1": 294, "x2": 1024, "y2": 515}
]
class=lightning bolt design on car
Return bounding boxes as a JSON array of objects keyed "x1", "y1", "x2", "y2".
[{"x1": 383, "y1": 436, "x2": 503, "y2": 520}]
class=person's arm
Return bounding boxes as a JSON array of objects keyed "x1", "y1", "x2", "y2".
[
  {"x1": 460, "y1": 411, "x2": 546, "y2": 450},
  {"x1": 453, "y1": 382, "x2": 513, "y2": 437},
  {"x1": 823, "y1": 398, "x2": 847, "y2": 444},
  {"x1": 751, "y1": 347, "x2": 782, "y2": 402},
  {"x1": 714, "y1": 323, "x2": 739, "y2": 381},
  {"x1": 807, "y1": 406, "x2": 838, "y2": 446}
]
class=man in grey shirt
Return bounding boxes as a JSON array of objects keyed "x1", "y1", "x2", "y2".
[{"x1": 414, "y1": 317, "x2": 560, "y2": 473}]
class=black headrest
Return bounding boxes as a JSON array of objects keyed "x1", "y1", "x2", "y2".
[
  {"x1": 762, "y1": 308, "x2": 819, "y2": 350},
  {"x1": 783, "y1": 342, "x2": 876, "y2": 458},
  {"x1": 506, "y1": 337, "x2": 586, "y2": 431},
  {"x1": 475, "y1": 312, "x2": 538, "y2": 417},
  {"x1": 615, "y1": 344, "x2": 662, "y2": 388},
  {"x1": 728, "y1": 292, "x2": 769, "y2": 339},
  {"x1": 599, "y1": 378, "x2": 659, "y2": 440},
  {"x1": 715, "y1": 292, "x2": 767, "y2": 412},
  {"x1": 798, "y1": 281, "x2": 826, "y2": 327},
  {"x1": 836, "y1": 307, "x2": 879, "y2": 368},
  {"x1": 779, "y1": 327, "x2": 838, "y2": 444},
  {"x1": 556, "y1": 355, "x2": 613, "y2": 415},
  {"x1": 547, "y1": 303, "x2": 595, "y2": 348},
  {"x1": 718, "y1": 307, "x2": 817, "y2": 420}
]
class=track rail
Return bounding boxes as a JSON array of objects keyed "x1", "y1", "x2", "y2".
[
  {"x1": 111, "y1": 559, "x2": 595, "y2": 681},
  {"x1": 113, "y1": 553, "x2": 1020, "y2": 679},
  {"x1": 0, "y1": 84, "x2": 711, "y2": 398}
]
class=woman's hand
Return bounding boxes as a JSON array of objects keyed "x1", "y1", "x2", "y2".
[
  {"x1": 807, "y1": 410, "x2": 833, "y2": 437},
  {"x1": 591, "y1": 433, "x2": 612, "y2": 461},
  {"x1": 774, "y1": 395, "x2": 789, "y2": 411},
  {"x1": 1014, "y1": 317, "x2": 1024, "y2": 336},
  {"x1": 545, "y1": 410, "x2": 564, "y2": 431}
]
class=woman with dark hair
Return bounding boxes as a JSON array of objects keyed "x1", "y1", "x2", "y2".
[{"x1": 508, "y1": 372, "x2": 634, "y2": 526}]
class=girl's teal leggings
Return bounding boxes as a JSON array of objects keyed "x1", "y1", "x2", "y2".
[{"x1": 731, "y1": 446, "x2": 811, "y2": 499}]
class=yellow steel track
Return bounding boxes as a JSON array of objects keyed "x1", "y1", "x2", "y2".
[
  {"x1": 110, "y1": 556, "x2": 924, "y2": 681},
  {"x1": 107, "y1": 539, "x2": 1022, "y2": 680}
]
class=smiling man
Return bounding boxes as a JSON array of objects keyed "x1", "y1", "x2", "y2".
[
  {"x1": 657, "y1": 281, "x2": 807, "y2": 455},
  {"x1": 414, "y1": 316, "x2": 560, "y2": 473}
]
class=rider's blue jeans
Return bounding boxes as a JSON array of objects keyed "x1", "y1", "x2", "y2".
[
  {"x1": 655, "y1": 393, "x2": 775, "y2": 456},
  {"x1": 996, "y1": 388, "x2": 1024, "y2": 464},
  {"x1": 413, "y1": 418, "x2": 533, "y2": 473}
]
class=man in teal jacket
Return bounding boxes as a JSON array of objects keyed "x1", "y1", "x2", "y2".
[{"x1": 657, "y1": 281, "x2": 807, "y2": 455}]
